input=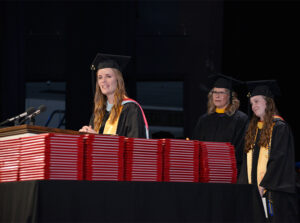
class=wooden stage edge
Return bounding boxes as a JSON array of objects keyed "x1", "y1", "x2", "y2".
[{"x1": 0, "y1": 125, "x2": 82, "y2": 138}]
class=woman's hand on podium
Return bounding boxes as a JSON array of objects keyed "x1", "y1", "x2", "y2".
[{"x1": 79, "y1": 125, "x2": 97, "y2": 134}]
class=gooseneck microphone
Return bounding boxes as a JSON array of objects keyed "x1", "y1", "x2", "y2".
[
  {"x1": 19, "y1": 105, "x2": 47, "y2": 125},
  {"x1": 0, "y1": 107, "x2": 35, "y2": 126}
]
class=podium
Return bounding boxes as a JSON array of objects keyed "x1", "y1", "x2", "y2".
[
  {"x1": 0, "y1": 125, "x2": 266, "y2": 222},
  {"x1": 0, "y1": 180, "x2": 266, "y2": 222},
  {"x1": 0, "y1": 124, "x2": 81, "y2": 140}
]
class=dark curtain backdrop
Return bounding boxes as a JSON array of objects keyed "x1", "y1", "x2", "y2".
[{"x1": 0, "y1": 2, "x2": 25, "y2": 124}]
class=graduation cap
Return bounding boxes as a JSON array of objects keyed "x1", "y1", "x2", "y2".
[
  {"x1": 90, "y1": 53, "x2": 131, "y2": 72},
  {"x1": 246, "y1": 80, "x2": 281, "y2": 98},
  {"x1": 90, "y1": 53, "x2": 131, "y2": 94},
  {"x1": 245, "y1": 79, "x2": 281, "y2": 116},
  {"x1": 209, "y1": 73, "x2": 244, "y2": 91},
  {"x1": 208, "y1": 73, "x2": 245, "y2": 104}
]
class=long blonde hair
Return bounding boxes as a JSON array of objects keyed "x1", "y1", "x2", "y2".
[
  {"x1": 93, "y1": 68, "x2": 127, "y2": 132},
  {"x1": 207, "y1": 89, "x2": 240, "y2": 116},
  {"x1": 244, "y1": 97, "x2": 278, "y2": 153}
]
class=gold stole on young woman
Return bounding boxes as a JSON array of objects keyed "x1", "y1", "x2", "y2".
[
  {"x1": 247, "y1": 123, "x2": 275, "y2": 186},
  {"x1": 103, "y1": 105, "x2": 123, "y2": 135}
]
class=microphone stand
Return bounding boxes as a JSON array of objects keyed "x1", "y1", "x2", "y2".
[
  {"x1": 0, "y1": 120, "x2": 9, "y2": 127},
  {"x1": 14, "y1": 119, "x2": 20, "y2": 126},
  {"x1": 29, "y1": 116, "x2": 36, "y2": 125},
  {"x1": 0, "y1": 116, "x2": 21, "y2": 126}
]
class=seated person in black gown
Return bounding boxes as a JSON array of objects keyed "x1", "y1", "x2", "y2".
[
  {"x1": 193, "y1": 74, "x2": 248, "y2": 175},
  {"x1": 238, "y1": 80, "x2": 298, "y2": 222},
  {"x1": 80, "y1": 53, "x2": 149, "y2": 138}
]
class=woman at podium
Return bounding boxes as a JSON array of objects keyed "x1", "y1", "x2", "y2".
[{"x1": 79, "y1": 53, "x2": 149, "y2": 139}]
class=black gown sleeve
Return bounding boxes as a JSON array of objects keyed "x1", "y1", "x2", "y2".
[
  {"x1": 192, "y1": 116, "x2": 202, "y2": 140},
  {"x1": 88, "y1": 103, "x2": 147, "y2": 138},
  {"x1": 193, "y1": 111, "x2": 248, "y2": 175},
  {"x1": 237, "y1": 151, "x2": 249, "y2": 184},
  {"x1": 192, "y1": 114, "x2": 208, "y2": 140},
  {"x1": 116, "y1": 103, "x2": 147, "y2": 138},
  {"x1": 260, "y1": 120, "x2": 296, "y2": 194},
  {"x1": 89, "y1": 114, "x2": 95, "y2": 128},
  {"x1": 231, "y1": 111, "x2": 249, "y2": 176}
]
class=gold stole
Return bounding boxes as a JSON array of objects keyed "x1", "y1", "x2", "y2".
[
  {"x1": 246, "y1": 123, "x2": 275, "y2": 186},
  {"x1": 215, "y1": 108, "x2": 226, "y2": 113},
  {"x1": 102, "y1": 105, "x2": 123, "y2": 135}
]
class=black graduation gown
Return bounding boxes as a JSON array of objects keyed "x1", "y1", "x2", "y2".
[
  {"x1": 193, "y1": 110, "x2": 248, "y2": 174},
  {"x1": 238, "y1": 118, "x2": 298, "y2": 222},
  {"x1": 90, "y1": 103, "x2": 147, "y2": 138}
]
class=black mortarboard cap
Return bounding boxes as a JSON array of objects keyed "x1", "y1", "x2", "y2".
[
  {"x1": 209, "y1": 73, "x2": 244, "y2": 90},
  {"x1": 90, "y1": 53, "x2": 131, "y2": 72},
  {"x1": 246, "y1": 80, "x2": 281, "y2": 98}
]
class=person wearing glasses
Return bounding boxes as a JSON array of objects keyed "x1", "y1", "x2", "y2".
[{"x1": 193, "y1": 74, "x2": 248, "y2": 175}]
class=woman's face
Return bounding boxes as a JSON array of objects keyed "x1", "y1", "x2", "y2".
[
  {"x1": 250, "y1": 95, "x2": 267, "y2": 120},
  {"x1": 212, "y1": 87, "x2": 230, "y2": 109},
  {"x1": 97, "y1": 68, "x2": 118, "y2": 97}
]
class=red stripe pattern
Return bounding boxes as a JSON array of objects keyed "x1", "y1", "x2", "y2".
[
  {"x1": 0, "y1": 134, "x2": 237, "y2": 184},
  {"x1": 163, "y1": 139, "x2": 199, "y2": 182},
  {"x1": 84, "y1": 134, "x2": 124, "y2": 181},
  {"x1": 125, "y1": 138, "x2": 163, "y2": 182}
]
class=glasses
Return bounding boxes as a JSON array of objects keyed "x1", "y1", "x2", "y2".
[{"x1": 212, "y1": 91, "x2": 229, "y2": 96}]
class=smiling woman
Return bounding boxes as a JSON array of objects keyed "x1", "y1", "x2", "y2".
[
  {"x1": 239, "y1": 80, "x2": 298, "y2": 222},
  {"x1": 97, "y1": 68, "x2": 118, "y2": 101},
  {"x1": 79, "y1": 53, "x2": 149, "y2": 138},
  {"x1": 249, "y1": 95, "x2": 267, "y2": 120}
]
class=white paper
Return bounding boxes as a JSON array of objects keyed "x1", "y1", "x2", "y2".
[{"x1": 261, "y1": 197, "x2": 268, "y2": 219}]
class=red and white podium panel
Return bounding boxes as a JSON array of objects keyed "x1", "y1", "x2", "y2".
[
  {"x1": 0, "y1": 126, "x2": 237, "y2": 184},
  {"x1": 19, "y1": 133, "x2": 84, "y2": 181},
  {"x1": 84, "y1": 134, "x2": 124, "y2": 181},
  {"x1": 163, "y1": 139, "x2": 199, "y2": 182},
  {"x1": 199, "y1": 141, "x2": 237, "y2": 183},
  {"x1": 125, "y1": 138, "x2": 163, "y2": 182},
  {"x1": 0, "y1": 138, "x2": 21, "y2": 182},
  {"x1": 0, "y1": 133, "x2": 84, "y2": 182}
]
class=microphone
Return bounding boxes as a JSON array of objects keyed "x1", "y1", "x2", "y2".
[
  {"x1": 20, "y1": 105, "x2": 47, "y2": 125},
  {"x1": 0, "y1": 107, "x2": 35, "y2": 126}
]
